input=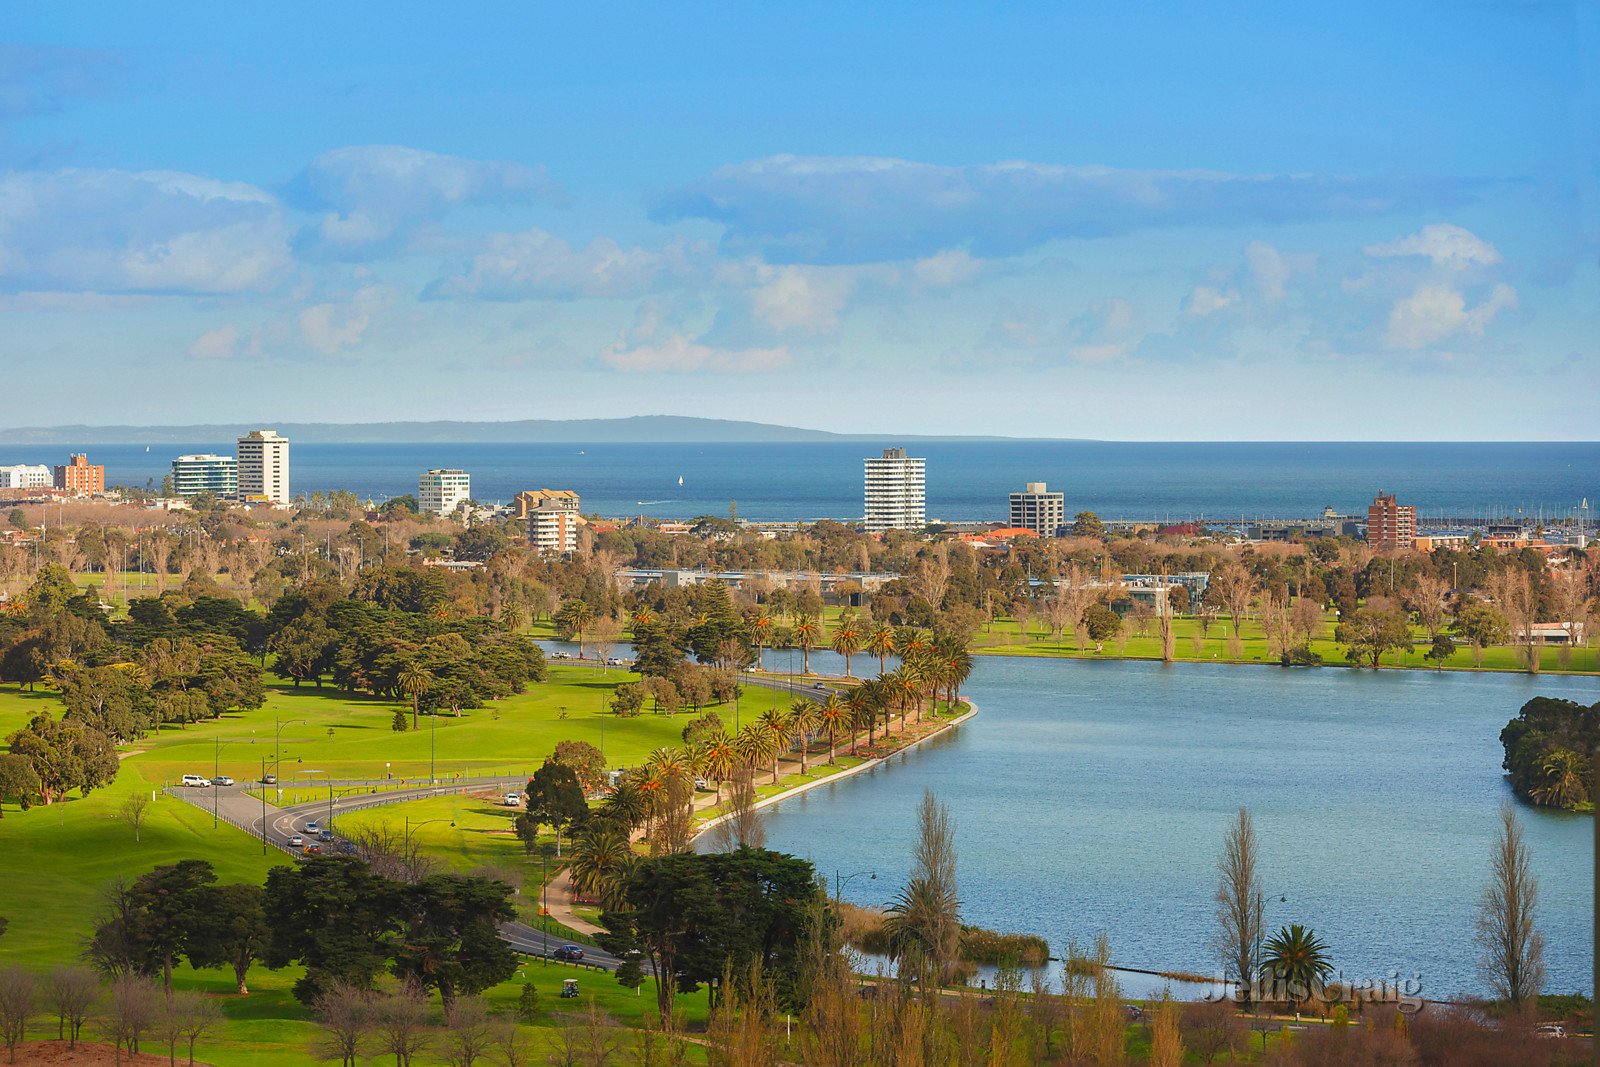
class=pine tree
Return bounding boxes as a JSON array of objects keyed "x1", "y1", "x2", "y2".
[{"x1": 390, "y1": 709, "x2": 407, "y2": 733}]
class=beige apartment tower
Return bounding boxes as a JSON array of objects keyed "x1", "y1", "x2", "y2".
[{"x1": 237, "y1": 429, "x2": 290, "y2": 503}]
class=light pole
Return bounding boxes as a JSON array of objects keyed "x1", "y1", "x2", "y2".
[
  {"x1": 834, "y1": 868, "x2": 876, "y2": 901},
  {"x1": 259, "y1": 756, "x2": 268, "y2": 854},
  {"x1": 1254, "y1": 891, "x2": 1287, "y2": 1037},
  {"x1": 211, "y1": 736, "x2": 243, "y2": 829},
  {"x1": 273, "y1": 716, "x2": 307, "y2": 784},
  {"x1": 430, "y1": 711, "x2": 436, "y2": 785}
]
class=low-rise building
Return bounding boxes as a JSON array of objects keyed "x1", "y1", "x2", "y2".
[
  {"x1": 170, "y1": 454, "x2": 238, "y2": 497},
  {"x1": 1414, "y1": 533, "x2": 1470, "y2": 552},
  {"x1": 419, "y1": 469, "x2": 471, "y2": 516},
  {"x1": 0, "y1": 464, "x2": 52, "y2": 490},
  {"x1": 53, "y1": 453, "x2": 105, "y2": 496}
]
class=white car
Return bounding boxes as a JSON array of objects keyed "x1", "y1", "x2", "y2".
[
  {"x1": 504, "y1": 793, "x2": 522, "y2": 807},
  {"x1": 181, "y1": 774, "x2": 211, "y2": 788},
  {"x1": 1534, "y1": 1024, "x2": 1567, "y2": 1040},
  {"x1": 287, "y1": 834, "x2": 304, "y2": 847},
  {"x1": 213, "y1": 775, "x2": 234, "y2": 787}
]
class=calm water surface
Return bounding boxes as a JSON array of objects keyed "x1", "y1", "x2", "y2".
[{"x1": 748, "y1": 657, "x2": 1595, "y2": 1000}]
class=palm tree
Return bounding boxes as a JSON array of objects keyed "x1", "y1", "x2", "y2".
[
  {"x1": 830, "y1": 615, "x2": 862, "y2": 677},
  {"x1": 397, "y1": 662, "x2": 433, "y2": 731},
  {"x1": 866, "y1": 624, "x2": 896, "y2": 676},
  {"x1": 1532, "y1": 748, "x2": 1589, "y2": 808},
  {"x1": 845, "y1": 686, "x2": 876, "y2": 754},
  {"x1": 556, "y1": 599, "x2": 594, "y2": 659},
  {"x1": 749, "y1": 611, "x2": 772, "y2": 671},
  {"x1": 734, "y1": 723, "x2": 777, "y2": 785},
  {"x1": 1260, "y1": 924, "x2": 1334, "y2": 1009},
  {"x1": 786, "y1": 699, "x2": 821, "y2": 774},
  {"x1": 753, "y1": 708, "x2": 791, "y2": 785},
  {"x1": 818, "y1": 694, "x2": 849, "y2": 764},
  {"x1": 602, "y1": 780, "x2": 648, "y2": 831},
  {"x1": 570, "y1": 824, "x2": 636, "y2": 911},
  {"x1": 793, "y1": 614, "x2": 820, "y2": 675},
  {"x1": 696, "y1": 729, "x2": 739, "y2": 800}
]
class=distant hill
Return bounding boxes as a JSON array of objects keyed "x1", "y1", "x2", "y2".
[{"x1": 0, "y1": 416, "x2": 1027, "y2": 445}]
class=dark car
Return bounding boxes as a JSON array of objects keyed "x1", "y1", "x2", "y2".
[
  {"x1": 552, "y1": 945, "x2": 585, "y2": 962},
  {"x1": 317, "y1": 829, "x2": 335, "y2": 842}
]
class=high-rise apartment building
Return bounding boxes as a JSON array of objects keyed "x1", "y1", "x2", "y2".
[
  {"x1": 54, "y1": 453, "x2": 105, "y2": 496},
  {"x1": 1009, "y1": 481, "x2": 1066, "y2": 537},
  {"x1": 419, "y1": 469, "x2": 472, "y2": 516},
  {"x1": 1366, "y1": 492, "x2": 1417, "y2": 551},
  {"x1": 0, "y1": 464, "x2": 52, "y2": 490},
  {"x1": 863, "y1": 448, "x2": 926, "y2": 534},
  {"x1": 171, "y1": 454, "x2": 238, "y2": 497},
  {"x1": 522, "y1": 489, "x2": 581, "y2": 555},
  {"x1": 237, "y1": 429, "x2": 290, "y2": 503}
]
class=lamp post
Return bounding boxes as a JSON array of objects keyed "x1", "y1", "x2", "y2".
[
  {"x1": 834, "y1": 868, "x2": 876, "y2": 901},
  {"x1": 273, "y1": 716, "x2": 307, "y2": 784},
  {"x1": 259, "y1": 756, "x2": 268, "y2": 854},
  {"x1": 1254, "y1": 891, "x2": 1287, "y2": 1041},
  {"x1": 430, "y1": 710, "x2": 436, "y2": 785},
  {"x1": 211, "y1": 736, "x2": 242, "y2": 829}
]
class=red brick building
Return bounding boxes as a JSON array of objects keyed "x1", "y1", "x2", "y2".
[
  {"x1": 53, "y1": 453, "x2": 104, "y2": 496},
  {"x1": 1366, "y1": 492, "x2": 1416, "y2": 551}
]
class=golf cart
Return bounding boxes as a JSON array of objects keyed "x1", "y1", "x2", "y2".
[{"x1": 560, "y1": 978, "x2": 579, "y2": 999}]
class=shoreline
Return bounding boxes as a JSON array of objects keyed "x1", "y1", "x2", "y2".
[{"x1": 968, "y1": 643, "x2": 1600, "y2": 678}]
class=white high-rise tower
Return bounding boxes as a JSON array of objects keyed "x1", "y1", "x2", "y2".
[
  {"x1": 237, "y1": 429, "x2": 290, "y2": 503},
  {"x1": 863, "y1": 447, "x2": 926, "y2": 534}
]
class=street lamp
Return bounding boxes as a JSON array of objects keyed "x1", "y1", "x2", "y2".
[
  {"x1": 834, "y1": 868, "x2": 876, "y2": 901},
  {"x1": 1254, "y1": 891, "x2": 1288, "y2": 1034},
  {"x1": 273, "y1": 716, "x2": 307, "y2": 783},
  {"x1": 211, "y1": 736, "x2": 245, "y2": 829}
]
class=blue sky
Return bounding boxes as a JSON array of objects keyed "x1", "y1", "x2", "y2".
[{"x1": 2, "y1": 2, "x2": 1595, "y2": 438}]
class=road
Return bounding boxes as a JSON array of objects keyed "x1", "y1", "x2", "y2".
[{"x1": 167, "y1": 778, "x2": 622, "y2": 972}]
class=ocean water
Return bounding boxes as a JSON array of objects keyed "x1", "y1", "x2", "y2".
[
  {"x1": 4, "y1": 440, "x2": 1596, "y2": 523},
  {"x1": 746, "y1": 656, "x2": 1597, "y2": 1000}
]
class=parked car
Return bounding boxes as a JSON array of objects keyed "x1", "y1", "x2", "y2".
[
  {"x1": 181, "y1": 774, "x2": 211, "y2": 788},
  {"x1": 317, "y1": 829, "x2": 335, "y2": 842},
  {"x1": 552, "y1": 651, "x2": 571, "y2": 659},
  {"x1": 213, "y1": 775, "x2": 234, "y2": 786},
  {"x1": 1534, "y1": 1024, "x2": 1567, "y2": 1040},
  {"x1": 304, "y1": 821, "x2": 321, "y2": 834},
  {"x1": 259, "y1": 773, "x2": 278, "y2": 785},
  {"x1": 552, "y1": 945, "x2": 585, "y2": 962},
  {"x1": 606, "y1": 657, "x2": 627, "y2": 666},
  {"x1": 693, "y1": 777, "x2": 709, "y2": 791},
  {"x1": 287, "y1": 834, "x2": 304, "y2": 847},
  {"x1": 504, "y1": 793, "x2": 522, "y2": 807}
]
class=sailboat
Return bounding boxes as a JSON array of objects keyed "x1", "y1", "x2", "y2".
[
  {"x1": 144, "y1": 446, "x2": 150, "y2": 453},
  {"x1": 677, "y1": 475, "x2": 683, "y2": 486}
]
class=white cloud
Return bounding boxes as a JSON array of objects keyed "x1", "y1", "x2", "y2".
[
  {"x1": 425, "y1": 229, "x2": 692, "y2": 300},
  {"x1": 910, "y1": 248, "x2": 982, "y2": 289},
  {"x1": 0, "y1": 168, "x2": 291, "y2": 293},
  {"x1": 1365, "y1": 224, "x2": 1501, "y2": 270},
  {"x1": 1384, "y1": 282, "x2": 1517, "y2": 349},
  {"x1": 297, "y1": 285, "x2": 387, "y2": 355},
  {"x1": 290, "y1": 145, "x2": 558, "y2": 258},
  {"x1": 748, "y1": 266, "x2": 854, "y2": 332},
  {"x1": 1244, "y1": 240, "x2": 1310, "y2": 301},
  {"x1": 656, "y1": 154, "x2": 1479, "y2": 263},
  {"x1": 188, "y1": 323, "x2": 238, "y2": 360},
  {"x1": 1182, "y1": 285, "x2": 1239, "y2": 317},
  {"x1": 601, "y1": 333, "x2": 789, "y2": 373}
]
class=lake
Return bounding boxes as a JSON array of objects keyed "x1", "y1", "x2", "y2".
[{"x1": 743, "y1": 656, "x2": 1595, "y2": 1000}]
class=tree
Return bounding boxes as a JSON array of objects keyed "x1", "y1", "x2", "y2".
[
  {"x1": 119, "y1": 793, "x2": 150, "y2": 843},
  {"x1": 1476, "y1": 803, "x2": 1545, "y2": 1013},
  {"x1": 1454, "y1": 602, "x2": 1509, "y2": 665},
  {"x1": 263, "y1": 856, "x2": 403, "y2": 1004},
  {"x1": 372, "y1": 981, "x2": 431, "y2": 1067},
  {"x1": 1081, "y1": 603, "x2": 1121, "y2": 652},
  {"x1": 610, "y1": 681, "x2": 645, "y2": 718},
  {"x1": 884, "y1": 790, "x2": 960, "y2": 989},
  {"x1": 5, "y1": 713, "x2": 118, "y2": 804},
  {"x1": 597, "y1": 848, "x2": 827, "y2": 1028},
  {"x1": 1260, "y1": 924, "x2": 1333, "y2": 1009},
  {"x1": 390, "y1": 708, "x2": 408, "y2": 733},
  {"x1": 187, "y1": 883, "x2": 268, "y2": 995},
  {"x1": 1213, "y1": 808, "x2": 1262, "y2": 1009},
  {"x1": 311, "y1": 980, "x2": 371, "y2": 1067},
  {"x1": 549, "y1": 740, "x2": 607, "y2": 794},
  {"x1": 105, "y1": 975, "x2": 159, "y2": 1061},
  {"x1": 158, "y1": 989, "x2": 220, "y2": 1067},
  {"x1": 0, "y1": 966, "x2": 34, "y2": 1064},
  {"x1": 1334, "y1": 600, "x2": 1412, "y2": 668},
  {"x1": 1211, "y1": 562, "x2": 1256, "y2": 658},
  {"x1": 397, "y1": 662, "x2": 433, "y2": 732},
  {"x1": 1070, "y1": 511, "x2": 1106, "y2": 538},
  {"x1": 394, "y1": 875, "x2": 519, "y2": 1006},
  {"x1": 521, "y1": 762, "x2": 589, "y2": 855},
  {"x1": 440, "y1": 994, "x2": 492, "y2": 1067},
  {"x1": 0, "y1": 754, "x2": 39, "y2": 816},
  {"x1": 554, "y1": 599, "x2": 595, "y2": 658},
  {"x1": 45, "y1": 965, "x2": 98, "y2": 1048},
  {"x1": 1423, "y1": 633, "x2": 1456, "y2": 668},
  {"x1": 94, "y1": 860, "x2": 215, "y2": 992},
  {"x1": 793, "y1": 614, "x2": 819, "y2": 675},
  {"x1": 865, "y1": 624, "x2": 895, "y2": 676}
]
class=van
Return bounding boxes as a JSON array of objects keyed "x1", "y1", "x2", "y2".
[{"x1": 181, "y1": 774, "x2": 211, "y2": 788}]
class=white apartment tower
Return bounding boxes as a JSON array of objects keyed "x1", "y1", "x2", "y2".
[
  {"x1": 237, "y1": 429, "x2": 290, "y2": 503},
  {"x1": 170, "y1": 454, "x2": 239, "y2": 497},
  {"x1": 863, "y1": 448, "x2": 926, "y2": 534},
  {"x1": 419, "y1": 469, "x2": 472, "y2": 516},
  {"x1": 1009, "y1": 481, "x2": 1066, "y2": 537},
  {"x1": 524, "y1": 489, "x2": 581, "y2": 555}
]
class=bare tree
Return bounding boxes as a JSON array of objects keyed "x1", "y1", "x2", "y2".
[
  {"x1": 311, "y1": 980, "x2": 371, "y2": 1067},
  {"x1": 1408, "y1": 573, "x2": 1451, "y2": 641},
  {"x1": 1488, "y1": 568, "x2": 1540, "y2": 673},
  {"x1": 489, "y1": 1013, "x2": 535, "y2": 1067},
  {"x1": 46, "y1": 965, "x2": 99, "y2": 1047},
  {"x1": 1545, "y1": 564, "x2": 1593, "y2": 667},
  {"x1": 1148, "y1": 992, "x2": 1184, "y2": 1067},
  {"x1": 441, "y1": 995, "x2": 492, "y2": 1067},
  {"x1": 1257, "y1": 587, "x2": 1293, "y2": 659},
  {"x1": 1476, "y1": 803, "x2": 1545, "y2": 1014},
  {"x1": 1211, "y1": 562, "x2": 1257, "y2": 659},
  {"x1": 1213, "y1": 808, "x2": 1262, "y2": 1009},
  {"x1": 343, "y1": 823, "x2": 436, "y2": 884},
  {"x1": 105, "y1": 974, "x2": 160, "y2": 1063},
  {"x1": 0, "y1": 966, "x2": 35, "y2": 1064},
  {"x1": 1290, "y1": 596, "x2": 1323, "y2": 648},
  {"x1": 589, "y1": 618, "x2": 621, "y2": 674},
  {"x1": 373, "y1": 981, "x2": 432, "y2": 1067},
  {"x1": 886, "y1": 789, "x2": 960, "y2": 988},
  {"x1": 177, "y1": 994, "x2": 222, "y2": 1067},
  {"x1": 119, "y1": 793, "x2": 150, "y2": 843},
  {"x1": 708, "y1": 770, "x2": 765, "y2": 853},
  {"x1": 1180, "y1": 1001, "x2": 1245, "y2": 1065}
]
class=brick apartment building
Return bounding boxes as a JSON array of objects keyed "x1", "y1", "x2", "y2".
[
  {"x1": 53, "y1": 453, "x2": 105, "y2": 496},
  {"x1": 1366, "y1": 492, "x2": 1417, "y2": 551}
]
